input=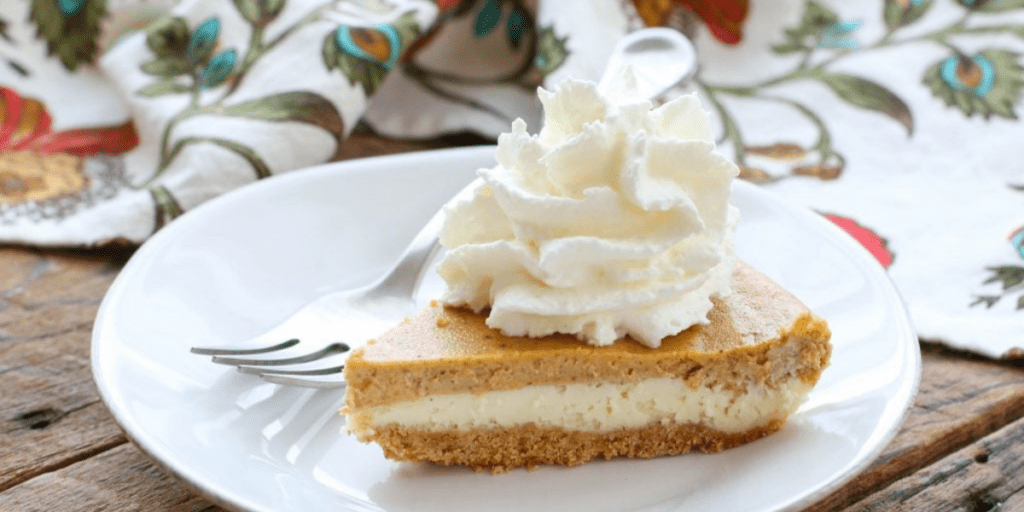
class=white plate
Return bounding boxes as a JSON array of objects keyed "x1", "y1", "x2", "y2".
[{"x1": 92, "y1": 145, "x2": 920, "y2": 512}]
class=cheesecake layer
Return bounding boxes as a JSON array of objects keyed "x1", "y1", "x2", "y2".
[{"x1": 355, "y1": 377, "x2": 811, "y2": 434}]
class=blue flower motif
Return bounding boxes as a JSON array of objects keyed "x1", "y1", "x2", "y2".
[
  {"x1": 57, "y1": 0, "x2": 87, "y2": 16},
  {"x1": 199, "y1": 49, "x2": 237, "y2": 89},
  {"x1": 1012, "y1": 227, "x2": 1024, "y2": 259},
  {"x1": 820, "y1": 19, "x2": 863, "y2": 49},
  {"x1": 474, "y1": 0, "x2": 502, "y2": 38},
  {"x1": 507, "y1": 8, "x2": 527, "y2": 49},
  {"x1": 188, "y1": 17, "x2": 220, "y2": 66},
  {"x1": 940, "y1": 53, "x2": 996, "y2": 97}
]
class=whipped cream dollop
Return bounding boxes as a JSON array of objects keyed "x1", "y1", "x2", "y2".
[{"x1": 436, "y1": 78, "x2": 739, "y2": 347}]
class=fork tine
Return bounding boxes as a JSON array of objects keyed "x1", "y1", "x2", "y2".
[
  {"x1": 237, "y1": 364, "x2": 345, "y2": 376},
  {"x1": 210, "y1": 342, "x2": 349, "y2": 367},
  {"x1": 190, "y1": 338, "x2": 300, "y2": 356},
  {"x1": 260, "y1": 372, "x2": 348, "y2": 389}
]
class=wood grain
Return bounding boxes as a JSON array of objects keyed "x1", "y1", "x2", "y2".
[
  {"x1": 840, "y1": 410, "x2": 1024, "y2": 511},
  {"x1": 810, "y1": 344, "x2": 1024, "y2": 511},
  {"x1": 0, "y1": 247, "x2": 132, "y2": 491},
  {"x1": 0, "y1": 444, "x2": 219, "y2": 512}
]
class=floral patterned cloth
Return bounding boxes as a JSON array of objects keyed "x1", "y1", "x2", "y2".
[
  {"x1": 0, "y1": 0, "x2": 1022, "y2": 359},
  {"x1": 691, "y1": 0, "x2": 1024, "y2": 359}
]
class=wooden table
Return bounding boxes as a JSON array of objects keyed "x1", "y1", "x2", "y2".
[{"x1": 2, "y1": 136, "x2": 1024, "y2": 512}]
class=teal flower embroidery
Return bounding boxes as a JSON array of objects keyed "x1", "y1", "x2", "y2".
[
  {"x1": 1012, "y1": 226, "x2": 1024, "y2": 259},
  {"x1": 138, "y1": 16, "x2": 238, "y2": 95},
  {"x1": 474, "y1": 0, "x2": 502, "y2": 37},
  {"x1": 200, "y1": 49, "x2": 237, "y2": 89},
  {"x1": 507, "y1": 7, "x2": 527, "y2": 49},
  {"x1": 57, "y1": 0, "x2": 87, "y2": 16},
  {"x1": 472, "y1": 0, "x2": 529, "y2": 49},
  {"x1": 187, "y1": 17, "x2": 220, "y2": 66},
  {"x1": 924, "y1": 49, "x2": 1024, "y2": 119},
  {"x1": 819, "y1": 19, "x2": 862, "y2": 49}
]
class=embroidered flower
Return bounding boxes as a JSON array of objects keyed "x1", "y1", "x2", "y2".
[
  {"x1": 924, "y1": 49, "x2": 1024, "y2": 119},
  {"x1": 0, "y1": 87, "x2": 137, "y2": 155},
  {"x1": 823, "y1": 213, "x2": 895, "y2": 269},
  {"x1": 0, "y1": 151, "x2": 85, "y2": 204},
  {"x1": 138, "y1": 16, "x2": 238, "y2": 94},
  {"x1": 884, "y1": 0, "x2": 932, "y2": 29},
  {"x1": 633, "y1": 0, "x2": 749, "y2": 44},
  {"x1": 1011, "y1": 226, "x2": 1024, "y2": 260},
  {"x1": 819, "y1": 19, "x2": 862, "y2": 49},
  {"x1": 323, "y1": 12, "x2": 420, "y2": 94}
]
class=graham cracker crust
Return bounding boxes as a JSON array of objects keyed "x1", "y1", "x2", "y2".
[{"x1": 364, "y1": 420, "x2": 788, "y2": 473}]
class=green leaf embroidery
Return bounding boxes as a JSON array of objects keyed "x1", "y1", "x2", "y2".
[
  {"x1": 974, "y1": 0, "x2": 1024, "y2": 12},
  {"x1": 136, "y1": 81, "x2": 191, "y2": 97},
  {"x1": 772, "y1": 0, "x2": 838, "y2": 54},
  {"x1": 970, "y1": 295, "x2": 1001, "y2": 308},
  {"x1": 149, "y1": 185, "x2": 184, "y2": 232},
  {"x1": 818, "y1": 73, "x2": 914, "y2": 134},
  {"x1": 141, "y1": 57, "x2": 190, "y2": 77},
  {"x1": 983, "y1": 266, "x2": 1024, "y2": 290},
  {"x1": 0, "y1": 17, "x2": 12, "y2": 43},
  {"x1": 145, "y1": 16, "x2": 190, "y2": 59},
  {"x1": 1018, "y1": 294, "x2": 1024, "y2": 310},
  {"x1": 220, "y1": 91, "x2": 346, "y2": 156},
  {"x1": 232, "y1": 0, "x2": 262, "y2": 25},
  {"x1": 883, "y1": 0, "x2": 933, "y2": 30},
  {"x1": 534, "y1": 27, "x2": 568, "y2": 75},
  {"x1": 29, "y1": 0, "x2": 107, "y2": 71},
  {"x1": 233, "y1": 0, "x2": 285, "y2": 25},
  {"x1": 263, "y1": 0, "x2": 287, "y2": 20}
]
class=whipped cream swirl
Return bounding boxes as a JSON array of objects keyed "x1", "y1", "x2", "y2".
[{"x1": 436, "y1": 78, "x2": 739, "y2": 347}]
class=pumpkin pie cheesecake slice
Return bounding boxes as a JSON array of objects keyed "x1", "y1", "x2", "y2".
[
  {"x1": 343, "y1": 77, "x2": 831, "y2": 471},
  {"x1": 343, "y1": 262, "x2": 830, "y2": 471}
]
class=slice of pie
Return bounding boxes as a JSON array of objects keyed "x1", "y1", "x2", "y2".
[{"x1": 343, "y1": 261, "x2": 831, "y2": 472}]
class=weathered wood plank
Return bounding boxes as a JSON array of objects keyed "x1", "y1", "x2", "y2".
[
  {"x1": 0, "y1": 248, "x2": 131, "y2": 491},
  {"x1": 838, "y1": 408, "x2": 1024, "y2": 511},
  {"x1": 0, "y1": 443, "x2": 223, "y2": 512},
  {"x1": 811, "y1": 344, "x2": 1024, "y2": 511}
]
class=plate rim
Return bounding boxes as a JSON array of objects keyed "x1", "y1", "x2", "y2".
[{"x1": 91, "y1": 144, "x2": 921, "y2": 512}]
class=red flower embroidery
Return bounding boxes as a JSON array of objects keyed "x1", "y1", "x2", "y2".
[
  {"x1": 824, "y1": 213, "x2": 895, "y2": 269},
  {"x1": 634, "y1": 0, "x2": 749, "y2": 44},
  {"x1": 0, "y1": 87, "x2": 138, "y2": 156}
]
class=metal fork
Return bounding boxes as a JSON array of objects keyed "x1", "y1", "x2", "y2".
[
  {"x1": 190, "y1": 185, "x2": 457, "y2": 388},
  {"x1": 191, "y1": 27, "x2": 698, "y2": 388}
]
